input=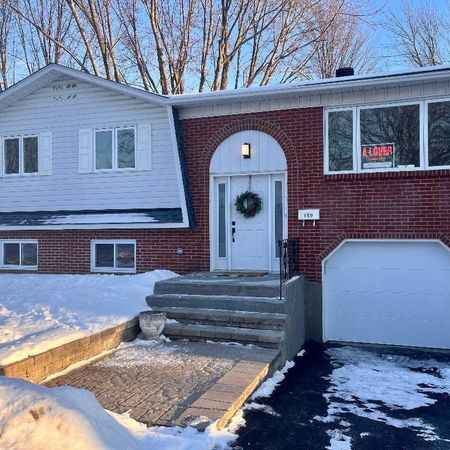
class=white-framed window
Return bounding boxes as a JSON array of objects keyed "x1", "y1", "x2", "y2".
[
  {"x1": 0, "y1": 240, "x2": 38, "y2": 270},
  {"x1": 324, "y1": 99, "x2": 450, "y2": 174},
  {"x1": 1, "y1": 133, "x2": 52, "y2": 176},
  {"x1": 426, "y1": 99, "x2": 450, "y2": 169},
  {"x1": 94, "y1": 126, "x2": 136, "y2": 171},
  {"x1": 3, "y1": 135, "x2": 38, "y2": 175},
  {"x1": 91, "y1": 240, "x2": 136, "y2": 273}
]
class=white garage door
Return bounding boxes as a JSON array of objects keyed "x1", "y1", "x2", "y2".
[{"x1": 323, "y1": 240, "x2": 450, "y2": 349}]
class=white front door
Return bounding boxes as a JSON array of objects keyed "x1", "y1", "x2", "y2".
[
  {"x1": 230, "y1": 175, "x2": 270, "y2": 270},
  {"x1": 212, "y1": 173, "x2": 286, "y2": 272}
]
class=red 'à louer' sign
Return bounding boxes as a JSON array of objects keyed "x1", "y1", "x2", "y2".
[{"x1": 361, "y1": 143, "x2": 395, "y2": 169}]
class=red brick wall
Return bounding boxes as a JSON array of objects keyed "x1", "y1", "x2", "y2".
[
  {"x1": 180, "y1": 108, "x2": 450, "y2": 282},
  {"x1": 1, "y1": 107, "x2": 449, "y2": 280}
]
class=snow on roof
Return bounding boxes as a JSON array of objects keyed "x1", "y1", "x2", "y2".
[{"x1": 0, "y1": 208, "x2": 183, "y2": 229}]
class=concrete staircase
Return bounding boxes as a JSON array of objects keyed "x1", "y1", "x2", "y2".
[{"x1": 146, "y1": 273, "x2": 287, "y2": 349}]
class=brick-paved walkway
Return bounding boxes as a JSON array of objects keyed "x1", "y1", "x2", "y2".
[{"x1": 46, "y1": 340, "x2": 278, "y2": 428}]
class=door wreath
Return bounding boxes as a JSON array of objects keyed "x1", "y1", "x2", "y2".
[{"x1": 234, "y1": 191, "x2": 263, "y2": 218}]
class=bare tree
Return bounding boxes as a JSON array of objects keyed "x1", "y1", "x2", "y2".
[
  {"x1": 308, "y1": 0, "x2": 378, "y2": 78},
  {"x1": 14, "y1": 0, "x2": 75, "y2": 73},
  {"x1": 2, "y1": 0, "x2": 377, "y2": 93},
  {"x1": 66, "y1": 0, "x2": 125, "y2": 81},
  {"x1": 386, "y1": 1, "x2": 450, "y2": 67},
  {"x1": 0, "y1": 1, "x2": 13, "y2": 90}
]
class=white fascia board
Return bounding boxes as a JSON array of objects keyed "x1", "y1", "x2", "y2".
[{"x1": 168, "y1": 65, "x2": 450, "y2": 106}]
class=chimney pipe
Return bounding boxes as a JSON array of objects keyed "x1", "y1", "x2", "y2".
[{"x1": 335, "y1": 67, "x2": 354, "y2": 77}]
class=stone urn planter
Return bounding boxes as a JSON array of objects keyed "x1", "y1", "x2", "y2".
[{"x1": 139, "y1": 311, "x2": 166, "y2": 340}]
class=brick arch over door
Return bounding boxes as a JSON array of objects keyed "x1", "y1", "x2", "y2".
[
  {"x1": 198, "y1": 116, "x2": 300, "y2": 270},
  {"x1": 201, "y1": 118, "x2": 299, "y2": 175}
]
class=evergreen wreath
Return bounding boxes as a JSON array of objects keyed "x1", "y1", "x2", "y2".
[{"x1": 234, "y1": 191, "x2": 263, "y2": 218}]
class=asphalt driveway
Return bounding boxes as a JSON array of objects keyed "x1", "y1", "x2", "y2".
[{"x1": 232, "y1": 342, "x2": 450, "y2": 450}]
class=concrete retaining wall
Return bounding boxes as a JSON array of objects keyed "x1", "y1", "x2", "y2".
[
  {"x1": 282, "y1": 275, "x2": 306, "y2": 360},
  {"x1": 305, "y1": 281, "x2": 323, "y2": 343},
  {"x1": 0, "y1": 318, "x2": 139, "y2": 383}
]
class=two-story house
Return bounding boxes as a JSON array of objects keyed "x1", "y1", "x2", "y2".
[{"x1": 0, "y1": 64, "x2": 449, "y2": 350}]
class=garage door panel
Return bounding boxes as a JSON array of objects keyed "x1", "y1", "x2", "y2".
[
  {"x1": 326, "y1": 267, "x2": 448, "y2": 294},
  {"x1": 325, "y1": 291, "x2": 450, "y2": 348},
  {"x1": 323, "y1": 241, "x2": 450, "y2": 350}
]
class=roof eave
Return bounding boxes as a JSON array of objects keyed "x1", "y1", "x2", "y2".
[
  {"x1": 0, "y1": 64, "x2": 168, "y2": 110},
  {"x1": 168, "y1": 67, "x2": 450, "y2": 106}
]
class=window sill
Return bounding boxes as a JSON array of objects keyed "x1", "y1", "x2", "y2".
[
  {"x1": 91, "y1": 168, "x2": 150, "y2": 174},
  {"x1": 2, "y1": 173, "x2": 46, "y2": 178},
  {"x1": 91, "y1": 268, "x2": 136, "y2": 274},
  {"x1": 0, "y1": 266, "x2": 37, "y2": 271},
  {"x1": 324, "y1": 168, "x2": 450, "y2": 180}
]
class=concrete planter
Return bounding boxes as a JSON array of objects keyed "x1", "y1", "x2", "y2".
[{"x1": 139, "y1": 311, "x2": 166, "y2": 340}]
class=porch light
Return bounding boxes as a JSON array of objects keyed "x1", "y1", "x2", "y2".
[{"x1": 242, "y1": 143, "x2": 251, "y2": 159}]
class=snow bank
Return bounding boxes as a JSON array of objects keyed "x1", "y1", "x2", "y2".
[
  {"x1": 0, "y1": 270, "x2": 176, "y2": 365},
  {"x1": 0, "y1": 377, "x2": 238, "y2": 450}
]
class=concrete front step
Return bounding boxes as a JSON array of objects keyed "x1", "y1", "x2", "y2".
[
  {"x1": 147, "y1": 294, "x2": 286, "y2": 314},
  {"x1": 153, "y1": 307, "x2": 287, "y2": 331},
  {"x1": 154, "y1": 277, "x2": 280, "y2": 298},
  {"x1": 163, "y1": 323, "x2": 285, "y2": 348}
]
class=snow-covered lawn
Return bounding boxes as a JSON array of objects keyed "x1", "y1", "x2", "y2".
[
  {"x1": 0, "y1": 377, "x2": 242, "y2": 450},
  {"x1": 0, "y1": 271, "x2": 176, "y2": 365}
]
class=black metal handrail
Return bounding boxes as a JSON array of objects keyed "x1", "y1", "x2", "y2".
[{"x1": 279, "y1": 238, "x2": 300, "y2": 299}]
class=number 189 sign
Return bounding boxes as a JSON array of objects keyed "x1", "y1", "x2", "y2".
[{"x1": 361, "y1": 143, "x2": 395, "y2": 169}]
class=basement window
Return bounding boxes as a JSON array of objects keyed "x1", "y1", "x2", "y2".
[
  {"x1": 1, "y1": 241, "x2": 38, "y2": 270},
  {"x1": 91, "y1": 240, "x2": 136, "y2": 273}
]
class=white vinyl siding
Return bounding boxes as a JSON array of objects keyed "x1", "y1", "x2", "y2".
[
  {"x1": 0, "y1": 77, "x2": 180, "y2": 212},
  {"x1": 91, "y1": 240, "x2": 136, "y2": 273},
  {"x1": 0, "y1": 240, "x2": 38, "y2": 270},
  {"x1": 177, "y1": 77, "x2": 450, "y2": 120}
]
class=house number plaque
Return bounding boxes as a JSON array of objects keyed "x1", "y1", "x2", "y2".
[{"x1": 298, "y1": 209, "x2": 320, "y2": 226}]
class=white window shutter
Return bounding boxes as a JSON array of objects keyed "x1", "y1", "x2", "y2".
[
  {"x1": 137, "y1": 124, "x2": 151, "y2": 170},
  {"x1": 38, "y1": 132, "x2": 52, "y2": 175},
  {"x1": 79, "y1": 129, "x2": 93, "y2": 173}
]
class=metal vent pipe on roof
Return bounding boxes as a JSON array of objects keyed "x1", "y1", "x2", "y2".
[{"x1": 335, "y1": 67, "x2": 354, "y2": 77}]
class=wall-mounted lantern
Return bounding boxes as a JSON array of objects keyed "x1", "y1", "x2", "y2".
[{"x1": 242, "y1": 143, "x2": 251, "y2": 159}]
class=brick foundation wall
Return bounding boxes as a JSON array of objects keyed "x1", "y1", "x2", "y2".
[{"x1": 0, "y1": 107, "x2": 449, "y2": 281}]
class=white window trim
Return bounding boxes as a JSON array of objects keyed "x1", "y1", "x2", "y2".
[
  {"x1": 0, "y1": 240, "x2": 38, "y2": 270},
  {"x1": 91, "y1": 239, "x2": 136, "y2": 273},
  {"x1": 93, "y1": 126, "x2": 137, "y2": 173},
  {"x1": 424, "y1": 98, "x2": 450, "y2": 171},
  {"x1": 324, "y1": 99, "x2": 450, "y2": 174},
  {"x1": 2, "y1": 134, "x2": 41, "y2": 177}
]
